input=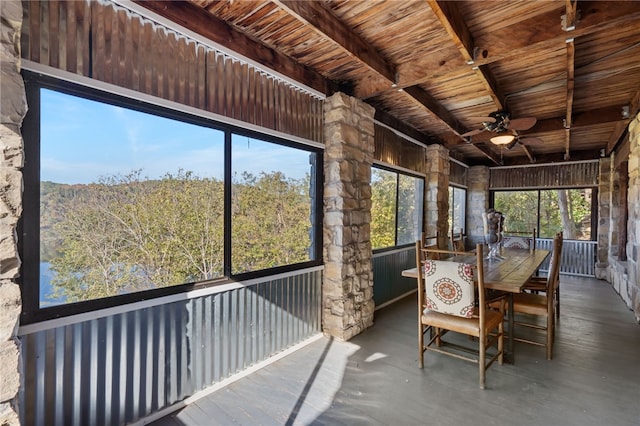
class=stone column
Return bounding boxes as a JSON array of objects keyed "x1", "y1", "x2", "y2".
[
  {"x1": 322, "y1": 92, "x2": 375, "y2": 341},
  {"x1": 626, "y1": 112, "x2": 640, "y2": 321},
  {"x1": 595, "y1": 157, "x2": 612, "y2": 279},
  {"x1": 609, "y1": 156, "x2": 621, "y2": 259},
  {"x1": 0, "y1": 1, "x2": 25, "y2": 424},
  {"x1": 424, "y1": 145, "x2": 449, "y2": 249},
  {"x1": 466, "y1": 166, "x2": 490, "y2": 247}
]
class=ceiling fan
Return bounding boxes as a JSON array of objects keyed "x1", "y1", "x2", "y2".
[
  {"x1": 462, "y1": 110, "x2": 539, "y2": 146},
  {"x1": 503, "y1": 134, "x2": 544, "y2": 150}
]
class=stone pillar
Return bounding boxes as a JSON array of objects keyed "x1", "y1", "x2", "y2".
[
  {"x1": 466, "y1": 166, "x2": 490, "y2": 247},
  {"x1": 608, "y1": 155, "x2": 621, "y2": 259},
  {"x1": 626, "y1": 112, "x2": 640, "y2": 321},
  {"x1": 595, "y1": 157, "x2": 612, "y2": 279},
  {"x1": 424, "y1": 145, "x2": 449, "y2": 249},
  {"x1": 322, "y1": 92, "x2": 375, "y2": 341},
  {"x1": 0, "y1": 1, "x2": 25, "y2": 424}
]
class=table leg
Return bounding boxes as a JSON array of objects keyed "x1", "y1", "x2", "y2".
[{"x1": 505, "y1": 293, "x2": 515, "y2": 364}]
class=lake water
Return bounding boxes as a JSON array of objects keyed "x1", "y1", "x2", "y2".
[{"x1": 40, "y1": 262, "x2": 66, "y2": 306}]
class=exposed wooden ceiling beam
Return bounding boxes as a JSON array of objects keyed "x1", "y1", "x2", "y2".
[
  {"x1": 274, "y1": 0, "x2": 397, "y2": 84},
  {"x1": 426, "y1": 0, "x2": 505, "y2": 110},
  {"x1": 470, "y1": 142, "x2": 503, "y2": 166},
  {"x1": 374, "y1": 109, "x2": 439, "y2": 147},
  {"x1": 606, "y1": 89, "x2": 640, "y2": 155},
  {"x1": 416, "y1": 1, "x2": 505, "y2": 165},
  {"x1": 403, "y1": 86, "x2": 467, "y2": 136},
  {"x1": 526, "y1": 105, "x2": 630, "y2": 134},
  {"x1": 473, "y1": 1, "x2": 640, "y2": 67},
  {"x1": 358, "y1": 3, "x2": 640, "y2": 100},
  {"x1": 563, "y1": 0, "x2": 577, "y2": 160},
  {"x1": 133, "y1": 0, "x2": 337, "y2": 96}
]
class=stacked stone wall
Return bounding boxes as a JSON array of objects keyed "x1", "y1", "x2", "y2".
[
  {"x1": 603, "y1": 112, "x2": 640, "y2": 322},
  {"x1": 424, "y1": 145, "x2": 450, "y2": 249},
  {"x1": 322, "y1": 93, "x2": 375, "y2": 341},
  {"x1": 627, "y1": 113, "x2": 640, "y2": 320},
  {"x1": 0, "y1": 1, "x2": 25, "y2": 424},
  {"x1": 613, "y1": 113, "x2": 640, "y2": 321},
  {"x1": 466, "y1": 166, "x2": 490, "y2": 247},
  {"x1": 596, "y1": 158, "x2": 612, "y2": 278}
]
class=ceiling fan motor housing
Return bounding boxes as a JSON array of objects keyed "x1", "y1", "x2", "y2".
[{"x1": 483, "y1": 111, "x2": 511, "y2": 132}]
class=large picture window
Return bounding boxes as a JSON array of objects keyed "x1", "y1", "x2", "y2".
[
  {"x1": 21, "y1": 74, "x2": 321, "y2": 321},
  {"x1": 371, "y1": 166, "x2": 424, "y2": 250},
  {"x1": 448, "y1": 186, "x2": 466, "y2": 235},
  {"x1": 493, "y1": 188, "x2": 595, "y2": 240},
  {"x1": 231, "y1": 135, "x2": 316, "y2": 274}
]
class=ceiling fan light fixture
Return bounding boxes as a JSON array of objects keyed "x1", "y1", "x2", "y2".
[{"x1": 490, "y1": 134, "x2": 516, "y2": 145}]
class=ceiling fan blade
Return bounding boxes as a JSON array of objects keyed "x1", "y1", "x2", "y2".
[
  {"x1": 518, "y1": 136, "x2": 544, "y2": 145},
  {"x1": 468, "y1": 116, "x2": 496, "y2": 123},
  {"x1": 461, "y1": 129, "x2": 484, "y2": 137},
  {"x1": 507, "y1": 117, "x2": 537, "y2": 131}
]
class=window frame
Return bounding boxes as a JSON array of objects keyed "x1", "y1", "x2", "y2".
[
  {"x1": 490, "y1": 187, "x2": 597, "y2": 241},
  {"x1": 370, "y1": 163, "x2": 425, "y2": 252},
  {"x1": 19, "y1": 71, "x2": 323, "y2": 324},
  {"x1": 448, "y1": 185, "x2": 467, "y2": 236}
]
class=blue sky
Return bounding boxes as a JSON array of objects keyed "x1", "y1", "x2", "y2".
[{"x1": 41, "y1": 89, "x2": 313, "y2": 184}]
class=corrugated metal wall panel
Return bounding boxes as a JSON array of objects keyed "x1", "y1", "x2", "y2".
[
  {"x1": 20, "y1": 0, "x2": 324, "y2": 142},
  {"x1": 449, "y1": 161, "x2": 468, "y2": 187},
  {"x1": 490, "y1": 161, "x2": 599, "y2": 189},
  {"x1": 20, "y1": 269, "x2": 322, "y2": 426},
  {"x1": 536, "y1": 238, "x2": 596, "y2": 277},
  {"x1": 372, "y1": 247, "x2": 417, "y2": 307},
  {"x1": 374, "y1": 124, "x2": 426, "y2": 174}
]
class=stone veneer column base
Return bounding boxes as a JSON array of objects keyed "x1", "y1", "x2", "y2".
[
  {"x1": 322, "y1": 93, "x2": 375, "y2": 341},
  {"x1": 0, "y1": 1, "x2": 26, "y2": 424}
]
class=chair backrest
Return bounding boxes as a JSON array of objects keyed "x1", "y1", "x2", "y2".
[
  {"x1": 549, "y1": 232, "x2": 563, "y2": 290},
  {"x1": 415, "y1": 242, "x2": 486, "y2": 319},
  {"x1": 502, "y1": 228, "x2": 536, "y2": 250},
  {"x1": 450, "y1": 228, "x2": 465, "y2": 252},
  {"x1": 423, "y1": 232, "x2": 440, "y2": 260},
  {"x1": 545, "y1": 235, "x2": 563, "y2": 294}
]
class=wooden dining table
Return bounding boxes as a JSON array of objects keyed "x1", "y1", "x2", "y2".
[{"x1": 402, "y1": 247, "x2": 550, "y2": 363}]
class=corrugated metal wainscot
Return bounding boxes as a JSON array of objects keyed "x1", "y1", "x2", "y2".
[
  {"x1": 18, "y1": 267, "x2": 322, "y2": 426},
  {"x1": 372, "y1": 246, "x2": 417, "y2": 308}
]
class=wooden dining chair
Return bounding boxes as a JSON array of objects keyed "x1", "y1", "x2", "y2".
[
  {"x1": 509, "y1": 234, "x2": 562, "y2": 360},
  {"x1": 450, "y1": 228, "x2": 466, "y2": 252},
  {"x1": 523, "y1": 231, "x2": 563, "y2": 319},
  {"x1": 415, "y1": 241, "x2": 505, "y2": 389},
  {"x1": 422, "y1": 231, "x2": 440, "y2": 260},
  {"x1": 502, "y1": 228, "x2": 536, "y2": 250}
]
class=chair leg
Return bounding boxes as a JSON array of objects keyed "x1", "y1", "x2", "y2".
[
  {"x1": 479, "y1": 335, "x2": 486, "y2": 390},
  {"x1": 498, "y1": 321, "x2": 504, "y2": 365},
  {"x1": 546, "y1": 314, "x2": 553, "y2": 360},
  {"x1": 418, "y1": 323, "x2": 424, "y2": 369},
  {"x1": 555, "y1": 287, "x2": 560, "y2": 319}
]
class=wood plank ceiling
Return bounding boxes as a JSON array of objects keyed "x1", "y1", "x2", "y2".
[{"x1": 136, "y1": 0, "x2": 640, "y2": 166}]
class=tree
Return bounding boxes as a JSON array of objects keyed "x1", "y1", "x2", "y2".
[
  {"x1": 370, "y1": 169, "x2": 397, "y2": 249},
  {"x1": 47, "y1": 169, "x2": 313, "y2": 302}
]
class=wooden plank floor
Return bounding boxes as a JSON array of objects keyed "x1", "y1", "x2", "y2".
[{"x1": 149, "y1": 276, "x2": 640, "y2": 426}]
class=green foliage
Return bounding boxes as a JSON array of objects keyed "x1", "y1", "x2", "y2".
[
  {"x1": 45, "y1": 170, "x2": 312, "y2": 303},
  {"x1": 231, "y1": 171, "x2": 312, "y2": 274},
  {"x1": 494, "y1": 189, "x2": 592, "y2": 240},
  {"x1": 370, "y1": 169, "x2": 397, "y2": 249}
]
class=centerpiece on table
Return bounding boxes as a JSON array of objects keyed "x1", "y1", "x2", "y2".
[{"x1": 482, "y1": 208, "x2": 504, "y2": 261}]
